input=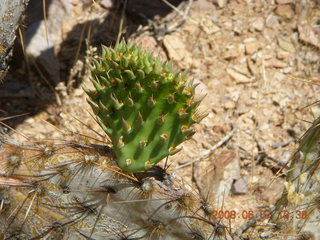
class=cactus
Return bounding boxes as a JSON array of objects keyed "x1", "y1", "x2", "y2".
[
  {"x1": 271, "y1": 116, "x2": 320, "y2": 239},
  {"x1": 86, "y1": 41, "x2": 205, "y2": 172},
  {"x1": 0, "y1": 138, "x2": 232, "y2": 239},
  {"x1": 0, "y1": 43, "x2": 235, "y2": 239}
]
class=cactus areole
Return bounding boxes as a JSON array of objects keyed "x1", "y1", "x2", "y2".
[{"x1": 87, "y1": 42, "x2": 205, "y2": 172}]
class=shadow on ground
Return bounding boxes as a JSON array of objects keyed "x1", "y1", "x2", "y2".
[{"x1": 0, "y1": 0, "x2": 184, "y2": 132}]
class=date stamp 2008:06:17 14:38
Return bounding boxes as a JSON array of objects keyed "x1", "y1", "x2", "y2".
[{"x1": 210, "y1": 209, "x2": 308, "y2": 220}]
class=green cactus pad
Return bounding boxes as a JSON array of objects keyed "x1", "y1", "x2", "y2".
[{"x1": 87, "y1": 41, "x2": 205, "y2": 172}]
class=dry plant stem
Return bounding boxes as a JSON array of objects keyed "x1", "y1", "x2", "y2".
[
  {"x1": 130, "y1": 0, "x2": 194, "y2": 43},
  {"x1": 254, "y1": 135, "x2": 290, "y2": 169},
  {"x1": 116, "y1": 0, "x2": 127, "y2": 44},
  {"x1": 161, "y1": 0, "x2": 196, "y2": 26},
  {"x1": 271, "y1": 117, "x2": 320, "y2": 239},
  {"x1": 175, "y1": 127, "x2": 236, "y2": 170},
  {"x1": 234, "y1": 206, "x2": 276, "y2": 237},
  {"x1": 157, "y1": 0, "x2": 193, "y2": 36},
  {"x1": 271, "y1": 139, "x2": 294, "y2": 149}
]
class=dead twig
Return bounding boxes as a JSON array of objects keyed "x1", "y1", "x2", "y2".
[
  {"x1": 254, "y1": 136, "x2": 290, "y2": 169},
  {"x1": 271, "y1": 139, "x2": 294, "y2": 149},
  {"x1": 156, "y1": 0, "x2": 193, "y2": 37},
  {"x1": 234, "y1": 206, "x2": 276, "y2": 237},
  {"x1": 130, "y1": 0, "x2": 193, "y2": 41},
  {"x1": 174, "y1": 127, "x2": 236, "y2": 170}
]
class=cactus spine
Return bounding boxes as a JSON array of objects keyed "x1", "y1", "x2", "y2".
[
  {"x1": 0, "y1": 139, "x2": 231, "y2": 239},
  {"x1": 271, "y1": 116, "x2": 320, "y2": 239},
  {"x1": 86, "y1": 41, "x2": 205, "y2": 172}
]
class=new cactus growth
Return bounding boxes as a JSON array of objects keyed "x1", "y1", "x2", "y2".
[{"x1": 86, "y1": 41, "x2": 205, "y2": 172}]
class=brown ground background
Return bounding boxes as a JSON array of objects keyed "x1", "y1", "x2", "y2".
[{"x1": 1, "y1": 0, "x2": 320, "y2": 236}]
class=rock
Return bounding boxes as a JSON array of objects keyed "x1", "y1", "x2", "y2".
[
  {"x1": 244, "y1": 38, "x2": 260, "y2": 55},
  {"x1": 212, "y1": 0, "x2": 227, "y2": 8},
  {"x1": 252, "y1": 17, "x2": 265, "y2": 32},
  {"x1": 208, "y1": 23, "x2": 221, "y2": 34},
  {"x1": 275, "y1": 4, "x2": 294, "y2": 19},
  {"x1": 276, "y1": 48, "x2": 290, "y2": 60},
  {"x1": 194, "y1": 79, "x2": 208, "y2": 96},
  {"x1": 224, "y1": 100, "x2": 236, "y2": 109},
  {"x1": 73, "y1": 88, "x2": 84, "y2": 97},
  {"x1": 193, "y1": 0, "x2": 216, "y2": 11},
  {"x1": 138, "y1": 35, "x2": 158, "y2": 55},
  {"x1": 278, "y1": 36, "x2": 295, "y2": 53},
  {"x1": 260, "y1": 180, "x2": 284, "y2": 204},
  {"x1": 100, "y1": 0, "x2": 112, "y2": 8},
  {"x1": 264, "y1": 58, "x2": 287, "y2": 68},
  {"x1": 276, "y1": 0, "x2": 294, "y2": 4},
  {"x1": 223, "y1": 45, "x2": 240, "y2": 60},
  {"x1": 279, "y1": 150, "x2": 291, "y2": 166},
  {"x1": 26, "y1": 20, "x2": 61, "y2": 84},
  {"x1": 247, "y1": 59, "x2": 259, "y2": 76},
  {"x1": 200, "y1": 17, "x2": 220, "y2": 34},
  {"x1": 199, "y1": 150, "x2": 240, "y2": 202},
  {"x1": 260, "y1": 233, "x2": 271, "y2": 238},
  {"x1": 266, "y1": 14, "x2": 280, "y2": 29},
  {"x1": 25, "y1": 0, "x2": 73, "y2": 84},
  {"x1": 298, "y1": 25, "x2": 320, "y2": 49},
  {"x1": 231, "y1": 177, "x2": 248, "y2": 195},
  {"x1": 212, "y1": 125, "x2": 230, "y2": 134},
  {"x1": 232, "y1": 17, "x2": 247, "y2": 35},
  {"x1": 163, "y1": 34, "x2": 193, "y2": 68},
  {"x1": 227, "y1": 68, "x2": 253, "y2": 84}
]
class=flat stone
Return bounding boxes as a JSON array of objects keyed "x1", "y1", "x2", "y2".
[
  {"x1": 275, "y1": 4, "x2": 294, "y2": 19},
  {"x1": 193, "y1": 0, "x2": 217, "y2": 11},
  {"x1": 247, "y1": 59, "x2": 259, "y2": 75},
  {"x1": 278, "y1": 36, "x2": 295, "y2": 53},
  {"x1": 227, "y1": 68, "x2": 253, "y2": 83},
  {"x1": 276, "y1": 48, "x2": 290, "y2": 60},
  {"x1": 231, "y1": 177, "x2": 248, "y2": 195},
  {"x1": 244, "y1": 38, "x2": 260, "y2": 55},
  {"x1": 138, "y1": 35, "x2": 158, "y2": 54},
  {"x1": 252, "y1": 17, "x2": 265, "y2": 32},
  {"x1": 223, "y1": 45, "x2": 240, "y2": 60},
  {"x1": 276, "y1": 0, "x2": 294, "y2": 4},
  {"x1": 202, "y1": 150, "x2": 240, "y2": 201},
  {"x1": 163, "y1": 34, "x2": 193, "y2": 67},
  {"x1": 213, "y1": 0, "x2": 227, "y2": 8},
  {"x1": 298, "y1": 25, "x2": 320, "y2": 49},
  {"x1": 26, "y1": 21, "x2": 60, "y2": 84},
  {"x1": 260, "y1": 180, "x2": 284, "y2": 204},
  {"x1": 224, "y1": 100, "x2": 236, "y2": 109},
  {"x1": 266, "y1": 14, "x2": 280, "y2": 29},
  {"x1": 100, "y1": 0, "x2": 112, "y2": 8},
  {"x1": 25, "y1": 0, "x2": 73, "y2": 84},
  {"x1": 264, "y1": 58, "x2": 287, "y2": 68}
]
